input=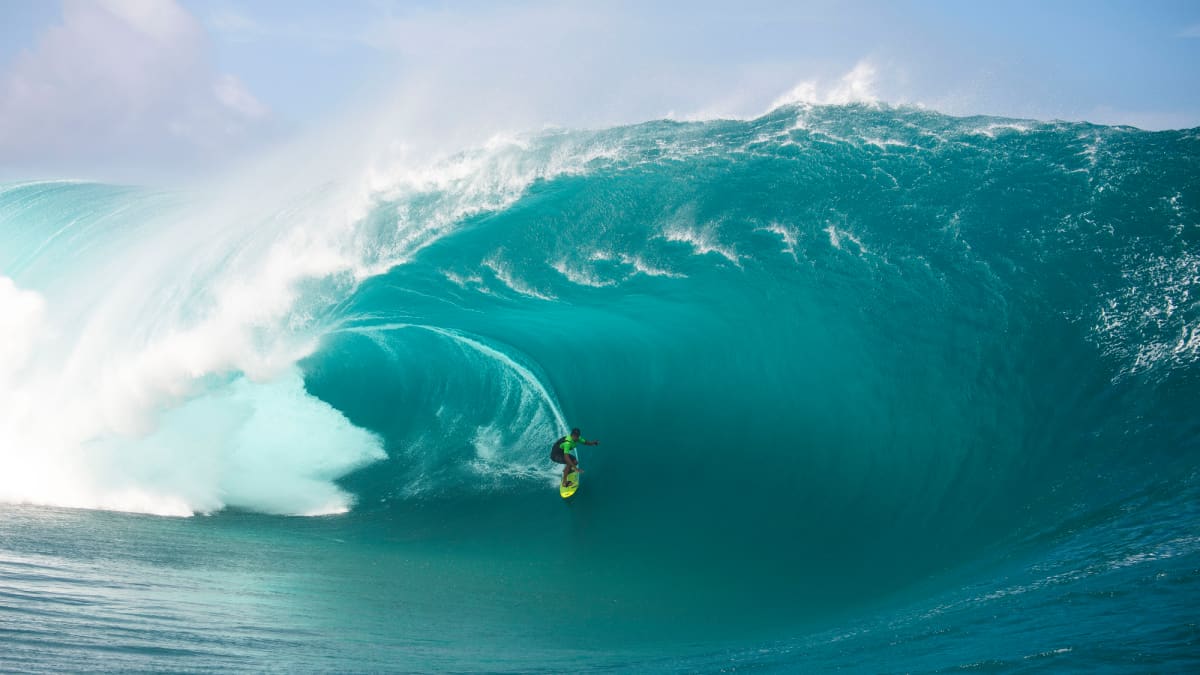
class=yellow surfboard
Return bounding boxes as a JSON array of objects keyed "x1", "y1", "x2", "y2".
[{"x1": 560, "y1": 470, "x2": 581, "y2": 499}]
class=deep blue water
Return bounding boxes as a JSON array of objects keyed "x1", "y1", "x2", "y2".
[{"x1": 1, "y1": 105, "x2": 1198, "y2": 671}]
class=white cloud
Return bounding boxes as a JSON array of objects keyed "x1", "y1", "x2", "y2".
[
  {"x1": 201, "y1": 6, "x2": 364, "y2": 49},
  {"x1": 1180, "y1": 23, "x2": 1200, "y2": 38},
  {"x1": 208, "y1": 8, "x2": 258, "y2": 35},
  {"x1": 0, "y1": 0, "x2": 272, "y2": 178},
  {"x1": 97, "y1": 0, "x2": 196, "y2": 42},
  {"x1": 214, "y1": 73, "x2": 268, "y2": 120}
]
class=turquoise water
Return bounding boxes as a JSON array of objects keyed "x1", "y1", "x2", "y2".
[{"x1": 1, "y1": 105, "x2": 1198, "y2": 671}]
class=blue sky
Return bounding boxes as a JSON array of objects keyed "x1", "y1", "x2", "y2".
[{"x1": 2, "y1": 0, "x2": 1199, "y2": 179}]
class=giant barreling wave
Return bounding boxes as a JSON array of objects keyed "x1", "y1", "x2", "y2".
[{"x1": 1, "y1": 105, "x2": 1197, "y2": 602}]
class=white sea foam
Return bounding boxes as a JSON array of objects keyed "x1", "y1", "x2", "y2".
[
  {"x1": 0, "y1": 195, "x2": 386, "y2": 514},
  {"x1": 483, "y1": 255, "x2": 557, "y2": 300},
  {"x1": 1166, "y1": 191, "x2": 1187, "y2": 236},
  {"x1": 551, "y1": 258, "x2": 616, "y2": 287},
  {"x1": 861, "y1": 136, "x2": 913, "y2": 151},
  {"x1": 442, "y1": 269, "x2": 490, "y2": 292},
  {"x1": 618, "y1": 253, "x2": 685, "y2": 279},
  {"x1": 0, "y1": 362, "x2": 382, "y2": 516},
  {"x1": 1088, "y1": 250, "x2": 1200, "y2": 379},
  {"x1": 661, "y1": 223, "x2": 741, "y2": 265},
  {"x1": 756, "y1": 222, "x2": 800, "y2": 262},
  {"x1": 554, "y1": 250, "x2": 685, "y2": 283},
  {"x1": 361, "y1": 131, "x2": 623, "y2": 269},
  {"x1": 787, "y1": 113, "x2": 856, "y2": 145},
  {"x1": 1079, "y1": 132, "x2": 1102, "y2": 171},
  {"x1": 971, "y1": 121, "x2": 1034, "y2": 138},
  {"x1": 0, "y1": 277, "x2": 46, "y2": 381},
  {"x1": 825, "y1": 223, "x2": 868, "y2": 254}
]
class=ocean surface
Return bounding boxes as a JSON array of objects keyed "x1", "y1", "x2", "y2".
[{"x1": 1, "y1": 104, "x2": 1198, "y2": 671}]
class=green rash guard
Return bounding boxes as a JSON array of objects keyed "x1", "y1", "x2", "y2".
[{"x1": 560, "y1": 437, "x2": 588, "y2": 458}]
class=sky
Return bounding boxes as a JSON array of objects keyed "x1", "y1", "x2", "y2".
[{"x1": 2, "y1": 0, "x2": 1199, "y2": 181}]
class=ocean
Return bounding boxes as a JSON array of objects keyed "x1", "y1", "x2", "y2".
[{"x1": 0, "y1": 104, "x2": 1197, "y2": 671}]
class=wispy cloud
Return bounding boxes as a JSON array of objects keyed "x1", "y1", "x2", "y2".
[
  {"x1": 201, "y1": 5, "x2": 367, "y2": 49},
  {"x1": 207, "y1": 8, "x2": 257, "y2": 35},
  {"x1": 1180, "y1": 23, "x2": 1200, "y2": 38},
  {"x1": 0, "y1": 0, "x2": 274, "y2": 179}
]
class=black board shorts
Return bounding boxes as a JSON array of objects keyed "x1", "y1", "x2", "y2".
[{"x1": 550, "y1": 446, "x2": 567, "y2": 464}]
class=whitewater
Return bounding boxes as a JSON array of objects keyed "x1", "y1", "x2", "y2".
[{"x1": 1, "y1": 103, "x2": 1198, "y2": 671}]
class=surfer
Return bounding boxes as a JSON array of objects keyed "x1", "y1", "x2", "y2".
[{"x1": 550, "y1": 428, "x2": 598, "y2": 487}]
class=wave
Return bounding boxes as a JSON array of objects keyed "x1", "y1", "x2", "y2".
[{"x1": 1, "y1": 105, "x2": 1197, "y2": 617}]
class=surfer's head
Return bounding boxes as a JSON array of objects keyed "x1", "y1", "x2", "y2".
[{"x1": 570, "y1": 428, "x2": 581, "y2": 438}]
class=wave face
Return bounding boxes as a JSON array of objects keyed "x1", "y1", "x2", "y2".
[{"x1": 2, "y1": 105, "x2": 1198, "y2": 668}]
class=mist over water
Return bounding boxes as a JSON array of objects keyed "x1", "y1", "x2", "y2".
[{"x1": 1, "y1": 104, "x2": 1198, "y2": 670}]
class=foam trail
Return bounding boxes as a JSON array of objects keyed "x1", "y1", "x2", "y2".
[
  {"x1": 420, "y1": 326, "x2": 569, "y2": 434},
  {"x1": 337, "y1": 321, "x2": 568, "y2": 432},
  {"x1": 333, "y1": 321, "x2": 569, "y2": 486}
]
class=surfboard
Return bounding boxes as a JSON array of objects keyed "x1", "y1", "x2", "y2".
[{"x1": 560, "y1": 470, "x2": 581, "y2": 499}]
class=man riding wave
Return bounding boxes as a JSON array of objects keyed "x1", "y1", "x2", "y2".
[{"x1": 550, "y1": 428, "x2": 599, "y2": 488}]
